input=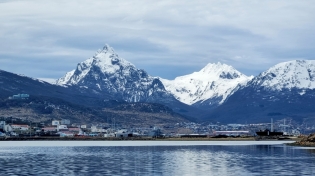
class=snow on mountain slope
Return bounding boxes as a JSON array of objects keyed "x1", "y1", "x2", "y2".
[
  {"x1": 251, "y1": 60, "x2": 315, "y2": 90},
  {"x1": 56, "y1": 44, "x2": 167, "y2": 102},
  {"x1": 56, "y1": 45, "x2": 134, "y2": 85},
  {"x1": 160, "y1": 62, "x2": 253, "y2": 106}
]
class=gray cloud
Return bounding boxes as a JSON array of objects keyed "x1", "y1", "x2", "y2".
[{"x1": 1, "y1": 0, "x2": 315, "y2": 80}]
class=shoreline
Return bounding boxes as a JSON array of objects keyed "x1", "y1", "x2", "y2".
[{"x1": 0, "y1": 136, "x2": 301, "y2": 142}]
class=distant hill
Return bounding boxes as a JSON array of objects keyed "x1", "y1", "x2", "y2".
[{"x1": 0, "y1": 96, "x2": 191, "y2": 127}]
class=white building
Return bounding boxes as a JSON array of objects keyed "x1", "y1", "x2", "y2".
[
  {"x1": 4, "y1": 125, "x2": 13, "y2": 132},
  {"x1": 57, "y1": 125, "x2": 68, "y2": 131},
  {"x1": 52, "y1": 120, "x2": 60, "y2": 126}
]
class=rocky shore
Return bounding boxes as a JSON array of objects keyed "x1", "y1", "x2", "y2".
[{"x1": 291, "y1": 134, "x2": 315, "y2": 147}]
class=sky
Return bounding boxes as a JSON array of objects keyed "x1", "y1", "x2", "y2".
[{"x1": 1, "y1": 0, "x2": 315, "y2": 82}]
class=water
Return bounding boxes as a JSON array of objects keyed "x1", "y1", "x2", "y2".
[{"x1": 0, "y1": 141, "x2": 315, "y2": 176}]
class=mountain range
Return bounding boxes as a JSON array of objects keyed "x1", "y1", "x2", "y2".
[
  {"x1": 1, "y1": 44, "x2": 315, "y2": 125},
  {"x1": 206, "y1": 60, "x2": 315, "y2": 123}
]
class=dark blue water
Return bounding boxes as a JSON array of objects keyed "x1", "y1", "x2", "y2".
[{"x1": 0, "y1": 143, "x2": 315, "y2": 175}]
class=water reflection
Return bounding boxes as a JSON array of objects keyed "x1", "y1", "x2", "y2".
[{"x1": 0, "y1": 145, "x2": 315, "y2": 175}]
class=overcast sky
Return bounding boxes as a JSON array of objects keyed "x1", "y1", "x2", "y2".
[{"x1": 1, "y1": 0, "x2": 315, "y2": 82}]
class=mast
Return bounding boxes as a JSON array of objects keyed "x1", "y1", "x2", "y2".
[{"x1": 271, "y1": 118, "x2": 273, "y2": 132}]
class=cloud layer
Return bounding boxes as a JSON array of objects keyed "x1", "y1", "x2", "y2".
[{"x1": 1, "y1": 0, "x2": 315, "y2": 80}]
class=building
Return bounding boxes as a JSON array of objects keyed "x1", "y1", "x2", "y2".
[
  {"x1": 3, "y1": 125, "x2": 13, "y2": 132},
  {"x1": 68, "y1": 128, "x2": 82, "y2": 135},
  {"x1": 9, "y1": 94, "x2": 30, "y2": 99},
  {"x1": 59, "y1": 131, "x2": 74, "y2": 137},
  {"x1": 213, "y1": 131, "x2": 250, "y2": 136},
  {"x1": 52, "y1": 120, "x2": 60, "y2": 126},
  {"x1": 0, "y1": 121, "x2": 5, "y2": 131},
  {"x1": 57, "y1": 125, "x2": 68, "y2": 131},
  {"x1": 42, "y1": 127, "x2": 57, "y2": 132},
  {"x1": 11, "y1": 124, "x2": 29, "y2": 131},
  {"x1": 115, "y1": 129, "x2": 132, "y2": 138}
]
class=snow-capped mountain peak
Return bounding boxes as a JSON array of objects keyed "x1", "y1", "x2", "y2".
[
  {"x1": 55, "y1": 44, "x2": 168, "y2": 103},
  {"x1": 160, "y1": 62, "x2": 252, "y2": 106},
  {"x1": 251, "y1": 60, "x2": 315, "y2": 90},
  {"x1": 56, "y1": 44, "x2": 134, "y2": 85},
  {"x1": 200, "y1": 62, "x2": 243, "y2": 79}
]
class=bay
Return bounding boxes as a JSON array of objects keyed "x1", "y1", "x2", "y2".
[{"x1": 0, "y1": 141, "x2": 314, "y2": 176}]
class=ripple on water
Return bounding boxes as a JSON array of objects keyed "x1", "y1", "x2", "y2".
[{"x1": 0, "y1": 144, "x2": 314, "y2": 175}]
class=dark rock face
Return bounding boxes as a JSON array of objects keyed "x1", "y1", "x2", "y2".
[
  {"x1": 203, "y1": 83, "x2": 315, "y2": 124},
  {"x1": 219, "y1": 72, "x2": 240, "y2": 79},
  {"x1": 0, "y1": 69, "x2": 192, "y2": 126}
]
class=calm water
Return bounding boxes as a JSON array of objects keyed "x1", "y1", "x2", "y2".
[{"x1": 0, "y1": 141, "x2": 315, "y2": 176}]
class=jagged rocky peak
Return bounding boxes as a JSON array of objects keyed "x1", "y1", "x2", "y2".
[
  {"x1": 92, "y1": 44, "x2": 131, "y2": 67},
  {"x1": 55, "y1": 44, "x2": 167, "y2": 103},
  {"x1": 251, "y1": 60, "x2": 315, "y2": 90},
  {"x1": 160, "y1": 62, "x2": 252, "y2": 106},
  {"x1": 56, "y1": 44, "x2": 136, "y2": 85}
]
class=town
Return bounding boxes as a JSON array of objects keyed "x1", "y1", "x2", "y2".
[{"x1": 0, "y1": 115, "x2": 311, "y2": 140}]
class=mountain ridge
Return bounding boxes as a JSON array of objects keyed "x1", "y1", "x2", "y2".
[
  {"x1": 2, "y1": 43, "x2": 315, "y2": 124},
  {"x1": 203, "y1": 59, "x2": 315, "y2": 123}
]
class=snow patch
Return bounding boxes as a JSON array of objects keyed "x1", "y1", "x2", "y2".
[{"x1": 252, "y1": 60, "x2": 315, "y2": 90}]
